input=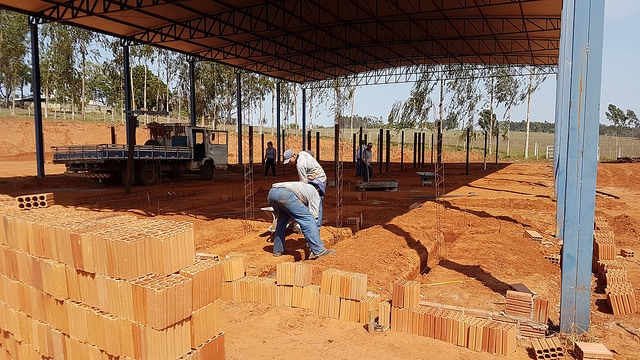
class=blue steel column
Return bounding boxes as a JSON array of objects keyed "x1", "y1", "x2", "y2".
[
  {"x1": 189, "y1": 60, "x2": 196, "y2": 126},
  {"x1": 123, "y1": 44, "x2": 132, "y2": 144},
  {"x1": 29, "y1": 18, "x2": 45, "y2": 179},
  {"x1": 556, "y1": 0, "x2": 605, "y2": 334},
  {"x1": 554, "y1": 0, "x2": 574, "y2": 239},
  {"x1": 236, "y1": 72, "x2": 243, "y2": 166},
  {"x1": 302, "y1": 88, "x2": 307, "y2": 151},
  {"x1": 276, "y1": 83, "x2": 281, "y2": 162}
]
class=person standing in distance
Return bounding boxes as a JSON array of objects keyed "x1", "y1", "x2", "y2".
[
  {"x1": 362, "y1": 142, "x2": 374, "y2": 182},
  {"x1": 282, "y1": 149, "x2": 327, "y2": 229},
  {"x1": 267, "y1": 181, "x2": 335, "y2": 259},
  {"x1": 264, "y1": 141, "x2": 276, "y2": 179}
]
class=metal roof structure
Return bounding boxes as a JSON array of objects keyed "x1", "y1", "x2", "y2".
[{"x1": 0, "y1": 0, "x2": 561, "y2": 83}]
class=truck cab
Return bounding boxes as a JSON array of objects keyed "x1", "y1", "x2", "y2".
[{"x1": 146, "y1": 123, "x2": 228, "y2": 180}]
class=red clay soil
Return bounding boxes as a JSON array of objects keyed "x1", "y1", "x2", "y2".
[{"x1": 1, "y1": 118, "x2": 639, "y2": 359}]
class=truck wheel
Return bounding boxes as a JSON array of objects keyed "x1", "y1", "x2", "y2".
[
  {"x1": 200, "y1": 161, "x2": 214, "y2": 180},
  {"x1": 102, "y1": 171, "x2": 122, "y2": 186},
  {"x1": 136, "y1": 163, "x2": 158, "y2": 186}
]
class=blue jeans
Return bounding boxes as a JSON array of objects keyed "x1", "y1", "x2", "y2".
[{"x1": 267, "y1": 187, "x2": 327, "y2": 256}]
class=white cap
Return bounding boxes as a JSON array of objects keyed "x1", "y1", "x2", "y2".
[{"x1": 283, "y1": 149, "x2": 295, "y2": 164}]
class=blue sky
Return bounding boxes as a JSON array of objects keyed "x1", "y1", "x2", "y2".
[{"x1": 305, "y1": 0, "x2": 640, "y2": 128}]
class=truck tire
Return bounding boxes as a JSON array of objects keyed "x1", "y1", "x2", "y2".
[
  {"x1": 101, "y1": 171, "x2": 122, "y2": 186},
  {"x1": 136, "y1": 163, "x2": 158, "y2": 186},
  {"x1": 200, "y1": 161, "x2": 214, "y2": 180}
]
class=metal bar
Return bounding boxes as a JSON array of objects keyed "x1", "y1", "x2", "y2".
[
  {"x1": 302, "y1": 88, "x2": 307, "y2": 151},
  {"x1": 236, "y1": 72, "x2": 243, "y2": 165},
  {"x1": 276, "y1": 83, "x2": 281, "y2": 163},
  {"x1": 401, "y1": 131, "x2": 404, "y2": 171},
  {"x1": 466, "y1": 128, "x2": 470, "y2": 175},
  {"x1": 557, "y1": 0, "x2": 605, "y2": 334},
  {"x1": 378, "y1": 128, "x2": 383, "y2": 175},
  {"x1": 29, "y1": 19, "x2": 45, "y2": 179},
  {"x1": 316, "y1": 132, "x2": 320, "y2": 162},
  {"x1": 189, "y1": 60, "x2": 196, "y2": 126},
  {"x1": 386, "y1": 130, "x2": 390, "y2": 173}
]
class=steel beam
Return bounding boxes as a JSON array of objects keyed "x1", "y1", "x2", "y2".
[
  {"x1": 555, "y1": 0, "x2": 605, "y2": 334},
  {"x1": 189, "y1": 60, "x2": 196, "y2": 126},
  {"x1": 302, "y1": 88, "x2": 306, "y2": 151},
  {"x1": 123, "y1": 43, "x2": 132, "y2": 144},
  {"x1": 29, "y1": 18, "x2": 45, "y2": 179}
]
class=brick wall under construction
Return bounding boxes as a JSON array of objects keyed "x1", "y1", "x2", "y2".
[{"x1": 0, "y1": 206, "x2": 225, "y2": 360}]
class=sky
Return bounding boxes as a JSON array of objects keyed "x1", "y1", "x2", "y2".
[{"x1": 298, "y1": 0, "x2": 640, "y2": 128}]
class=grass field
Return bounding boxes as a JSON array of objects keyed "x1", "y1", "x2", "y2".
[{"x1": 3, "y1": 107, "x2": 639, "y2": 161}]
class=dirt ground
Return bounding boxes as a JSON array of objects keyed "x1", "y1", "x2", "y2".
[{"x1": 1, "y1": 118, "x2": 639, "y2": 359}]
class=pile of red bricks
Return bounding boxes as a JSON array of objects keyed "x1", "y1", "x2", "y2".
[
  {"x1": 574, "y1": 342, "x2": 613, "y2": 360},
  {"x1": 0, "y1": 207, "x2": 225, "y2": 360},
  {"x1": 531, "y1": 338, "x2": 565, "y2": 359},
  {"x1": 592, "y1": 217, "x2": 636, "y2": 316},
  {"x1": 502, "y1": 289, "x2": 549, "y2": 338}
]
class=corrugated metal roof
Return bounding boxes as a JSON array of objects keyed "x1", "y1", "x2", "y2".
[{"x1": 0, "y1": 0, "x2": 561, "y2": 83}]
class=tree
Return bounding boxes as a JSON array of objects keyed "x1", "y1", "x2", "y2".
[
  {"x1": 478, "y1": 109, "x2": 497, "y2": 136},
  {"x1": 448, "y1": 64, "x2": 482, "y2": 132},
  {"x1": 606, "y1": 104, "x2": 639, "y2": 137},
  {"x1": 523, "y1": 66, "x2": 549, "y2": 158},
  {"x1": 0, "y1": 11, "x2": 29, "y2": 113},
  {"x1": 42, "y1": 23, "x2": 80, "y2": 118}
]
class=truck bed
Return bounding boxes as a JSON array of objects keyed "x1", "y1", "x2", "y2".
[{"x1": 52, "y1": 144, "x2": 193, "y2": 163}]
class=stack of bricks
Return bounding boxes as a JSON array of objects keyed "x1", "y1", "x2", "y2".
[
  {"x1": 620, "y1": 249, "x2": 635, "y2": 258},
  {"x1": 388, "y1": 302, "x2": 516, "y2": 356},
  {"x1": 606, "y1": 282, "x2": 636, "y2": 315},
  {"x1": 390, "y1": 279, "x2": 421, "y2": 332},
  {"x1": 590, "y1": 219, "x2": 637, "y2": 316},
  {"x1": 0, "y1": 207, "x2": 225, "y2": 360},
  {"x1": 574, "y1": 342, "x2": 613, "y2": 360},
  {"x1": 319, "y1": 268, "x2": 368, "y2": 321},
  {"x1": 532, "y1": 296, "x2": 549, "y2": 323},
  {"x1": 523, "y1": 230, "x2": 543, "y2": 242},
  {"x1": 505, "y1": 290, "x2": 532, "y2": 319},
  {"x1": 543, "y1": 254, "x2": 561, "y2": 266},
  {"x1": 530, "y1": 338, "x2": 565, "y2": 359},
  {"x1": 593, "y1": 216, "x2": 610, "y2": 231},
  {"x1": 593, "y1": 231, "x2": 616, "y2": 261},
  {"x1": 15, "y1": 193, "x2": 55, "y2": 210}
]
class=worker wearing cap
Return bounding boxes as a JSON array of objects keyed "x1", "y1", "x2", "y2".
[
  {"x1": 282, "y1": 149, "x2": 327, "y2": 229},
  {"x1": 267, "y1": 181, "x2": 335, "y2": 259}
]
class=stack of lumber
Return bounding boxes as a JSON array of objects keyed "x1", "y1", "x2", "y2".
[
  {"x1": 15, "y1": 193, "x2": 54, "y2": 210},
  {"x1": 574, "y1": 342, "x2": 613, "y2": 360},
  {"x1": 531, "y1": 338, "x2": 565, "y2": 359},
  {"x1": 0, "y1": 207, "x2": 225, "y2": 360},
  {"x1": 505, "y1": 290, "x2": 532, "y2": 319}
]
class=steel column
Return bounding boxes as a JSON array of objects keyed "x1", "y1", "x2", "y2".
[
  {"x1": 276, "y1": 83, "x2": 281, "y2": 162},
  {"x1": 29, "y1": 19, "x2": 45, "y2": 179},
  {"x1": 123, "y1": 44, "x2": 132, "y2": 144},
  {"x1": 189, "y1": 60, "x2": 196, "y2": 126},
  {"x1": 556, "y1": 0, "x2": 605, "y2": 334},
  {"x1": 236, "y1": 72, "x2": 243, "y2": 165},
  {"x1": 302, "y1": 88, "x2": 306, "y2": 151}
]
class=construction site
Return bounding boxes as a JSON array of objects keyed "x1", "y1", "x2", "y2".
[
  {"x1": 0, "y1": 119, "x2": 638, "y2": 359},
  {"x1": 0, "y1": 0, "x2": 633, "y2": 359}
]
